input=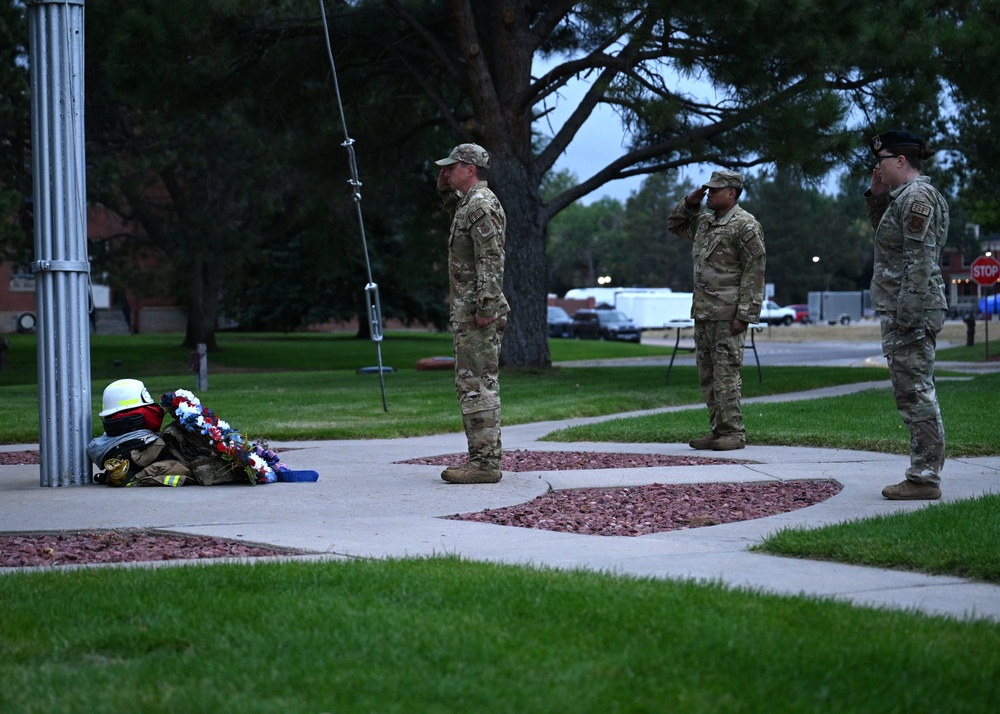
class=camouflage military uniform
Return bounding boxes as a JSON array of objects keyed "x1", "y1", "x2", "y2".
[
  {"x1": 865, "y1": 175, "x2": 949, "y2": 486},
  {"x1": 439, "y1": 178, "x2": 509, "y2": 472},
  {"x1": 667, "y1": 196, "x2": 765, "y2": 442}
]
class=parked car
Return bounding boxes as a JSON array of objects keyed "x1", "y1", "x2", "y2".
[
  {"x1": 570, "y1": 308, "x2": 641, "y2": 343},
  {"x1": 787, "y1": 304, "x2": 811, "y2": 323},
  {"x1": 758, "y1": 300, "x2": 796, "y2": 326},
  {"x1": 546, "y1": 306, "x2": 573, "y2": 338}
]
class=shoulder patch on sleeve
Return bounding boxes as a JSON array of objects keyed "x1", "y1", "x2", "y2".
[
  {"x1": 738, "y1": 226, "x2": 764, "y2": 257},
  {"x1": 468, "y1": 207, "x2": 486, "y2": 223},
  {"x1": 911, "y1": 202, "x2": 931, "y2": 217},
  {"x1": 741, "y1": 239, "x2": 764, "y2": 258}
]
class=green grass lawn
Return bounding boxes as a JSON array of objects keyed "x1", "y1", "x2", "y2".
[
  {"x1": 2, "y1": 558, "x2": 998, "y2": 714},
  {"x1": 937, "y1": 336, "x2": 1000, "y2": 362},
  {"x1": 0, "y1": 331, "x2": 893, "y2": 444},
  {"x1": 754, "y1": 493, "x2": 1000, "y2": 583},
  {"x1": 543, "y1": 371, "x2": 999, "y2": 457},
  {"x1": 3, "y1": 331, "x2": 999, "y2": 712},
  {"x1": 0, "y1": 363, "x2": 890, "y2": 444},
  {"x1": 0, "y1": 330, "x2": 680, "y2": 387}
]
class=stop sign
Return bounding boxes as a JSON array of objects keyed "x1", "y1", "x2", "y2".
[{"x1": 971, "y1": 255, "x2": 1000, "y2": 286}]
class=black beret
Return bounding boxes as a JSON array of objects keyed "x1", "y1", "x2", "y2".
[{"x1": 870, "y1": 130, "x2": 924, "y2": 155}]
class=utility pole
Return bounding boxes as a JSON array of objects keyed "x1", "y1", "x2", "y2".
[{"x1": 27, "y1": 0, "x2": 92, "y2": 486}]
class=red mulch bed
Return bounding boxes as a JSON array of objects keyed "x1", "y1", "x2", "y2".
[
  {"x1": 0, "y1": 450, "x2": 40, "y2": 465},
  {"x1": 0, "y1": 530, "x2": 301, "y2": 569},
  {"x1": 397, "y1": 448, "x2": 752, "y2": 470},
  {"x1": 409, "y1": 448, "x2": 841, "y2": 535},
  {"x1": 445, "y1": 479, "x2": 842, "y2": 536}
]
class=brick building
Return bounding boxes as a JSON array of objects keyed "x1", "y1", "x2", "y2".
[{"x1": 1, "y1": 204, "x2": 186, "y2": 335}]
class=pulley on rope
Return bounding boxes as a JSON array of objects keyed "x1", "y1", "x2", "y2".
[
  {"x1": 365, "y1": 282, "x2": 384, "y2": 344},
  {"x1": 318, "y1": 0, "x2": 389, "y2": 412}
]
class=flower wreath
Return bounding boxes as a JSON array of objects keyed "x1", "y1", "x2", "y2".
[{"x1": 160, "y1": 389, "x2": 285, "y2": 485}]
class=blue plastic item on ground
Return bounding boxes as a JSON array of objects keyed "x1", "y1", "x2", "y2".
[{"x1": 276, "y1": 469, "x2": 320, "y2": 483}]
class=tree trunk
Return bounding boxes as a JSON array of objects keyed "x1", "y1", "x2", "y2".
[
  {"x1": 183, "y1": 257, "x2": 221, "y2": 350},
  {"x1": 493, "y1": 159, "x2": 551, "y2": 369}
]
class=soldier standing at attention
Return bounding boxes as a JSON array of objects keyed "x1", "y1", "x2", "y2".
[
  {"x1": 865, "y1": 130, "x2": 949, "y2": 500},
  {"x1": 435, "y1": 143, "x2": 510, "y2": 484},
  {"x1": 667, "y1": 170, "x2": 766, "y2": 451}
]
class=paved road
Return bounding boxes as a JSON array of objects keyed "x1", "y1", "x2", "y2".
[{"x1": 559, "y1": 336, "x2": 1000, "y2": 374}]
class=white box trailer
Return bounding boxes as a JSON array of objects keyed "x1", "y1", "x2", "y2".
[
  {"x1": 563, "y1": 286, "x2": 628, "y2": 307},
  {"x1": 613, "y1": 290, "x2": 693, "y2": 329},
  {"x1": 807, "y1": 290, "x2": 872, "y2": 325},
  {"x1": 563, "y1": 287, "x2": 693, "y2": 330}
]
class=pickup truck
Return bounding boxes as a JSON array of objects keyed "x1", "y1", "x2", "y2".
[{"x1": 758, "y1": 300, "x2": 796, "y2": 326}]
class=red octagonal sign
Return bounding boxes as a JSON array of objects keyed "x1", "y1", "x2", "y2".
[{"x1": 971, "y1": 255, "x2": 1000, "y2": 286}]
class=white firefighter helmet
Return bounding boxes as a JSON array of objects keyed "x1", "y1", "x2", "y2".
[{"x1": 99, "y1": 378, "x2": 154, "y2": 417}]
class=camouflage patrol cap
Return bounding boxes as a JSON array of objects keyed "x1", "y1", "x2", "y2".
[
  {"x1": 702, "y1": 169, "x2": 743, "y2": 189},
  {"x1": 870, "y1": 130, "x2": 924, "y2": 155},
  {"x1": 435, "y1": 143, "x2": 491, "y2": 169}
]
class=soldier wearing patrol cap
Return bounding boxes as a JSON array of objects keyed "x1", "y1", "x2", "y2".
[
  {"x1": 434, "y1": 143, "x2": 510, "y2": 484},
  {"x1": 865, "y1": 130, "x2": 949, "y2": 500},
  {"x1": 667, "y1": 169, "x2": 766, "y2": 451}
]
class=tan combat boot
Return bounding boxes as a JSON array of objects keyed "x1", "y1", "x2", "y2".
[
  {"x1": 441, "y1": 409, "x2": 502, "y2": 483},
  {"x1": 442, "y1": 461, "x2": 502, "y2": 484},
  {"x1": 688, "y1": 432, "x2": 719, "y2": 450},
  {"x1": 440, "y1": 462, "x2": 469, "y2": 480},
  {"x1": 711, "y1": 435, "x2": 746, "y2": 451},
  {"x1": 881, "y1": 480, "x2": 941, "y2": 500}
]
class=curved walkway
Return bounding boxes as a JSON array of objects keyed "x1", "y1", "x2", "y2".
[{"x1": 2, "y1": 383, "x2": 999, "y2": 622}]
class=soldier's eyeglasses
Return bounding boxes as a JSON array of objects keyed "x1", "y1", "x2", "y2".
[{"x1": 874, "y1": 154, "x2": 897, "y2": 163}]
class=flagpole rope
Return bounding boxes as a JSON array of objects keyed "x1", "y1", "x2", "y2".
[{"x1": 318, "y1": 0, "x2": 388, "y2": 412}]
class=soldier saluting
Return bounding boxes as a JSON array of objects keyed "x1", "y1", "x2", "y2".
[
  {"x1": 865, "y1": 130, "x2": 949, "y2": 500},
  {"x1": 667, "y1": 169, "x2": 766, "y2": 452}
]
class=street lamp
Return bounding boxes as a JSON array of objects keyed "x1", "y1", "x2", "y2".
[{"x1": 811, "y1": 256, "x2": 831, "y2": 320}]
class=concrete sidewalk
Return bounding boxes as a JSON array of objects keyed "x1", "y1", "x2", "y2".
[{"x1": 2, "y1": 387, "x2": 1000, "y2": 622}]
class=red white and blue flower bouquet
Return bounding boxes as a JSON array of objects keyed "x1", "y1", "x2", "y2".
[{"x1": 161, "y1": 389, "x2": 317, "y2": 485}]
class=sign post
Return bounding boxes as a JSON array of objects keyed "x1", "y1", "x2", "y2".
[{"x1": 970, "y1": 255, "x2": 1000, "y2": 360}]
